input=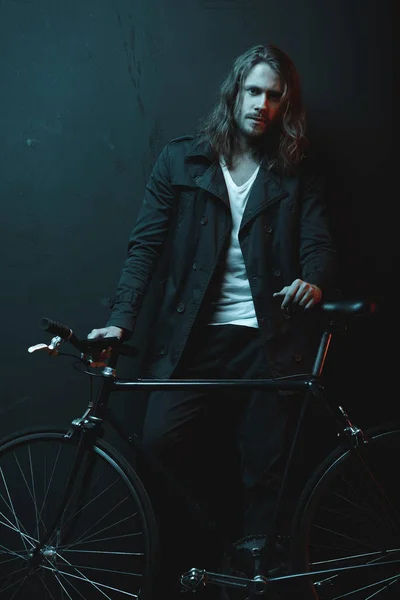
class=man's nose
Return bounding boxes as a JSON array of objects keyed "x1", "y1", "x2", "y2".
[{"x1": 255, "y1": 94, "x2": 268, "y2": 111}]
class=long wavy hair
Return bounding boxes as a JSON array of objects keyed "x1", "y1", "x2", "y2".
[{"x1": 197, "y1": 44, "x2": 308, "y2": 174}]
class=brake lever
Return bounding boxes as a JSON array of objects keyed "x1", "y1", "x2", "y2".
[{"x1": 28, "y1": 335, "x2": 63, "y2": 356}]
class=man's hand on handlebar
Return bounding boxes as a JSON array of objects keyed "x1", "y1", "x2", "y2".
[
  {"x1": 87, "y1": 326, "x2": 124, "y2": 341},
  {"x1": 86, "y1": 326, "x2": 124, "y2": 362}
]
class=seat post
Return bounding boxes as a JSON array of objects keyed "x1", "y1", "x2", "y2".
[{"x1": 311, "y1": 328, "x2": 333, "y2": 378}]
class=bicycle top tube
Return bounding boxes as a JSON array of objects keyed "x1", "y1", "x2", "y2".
[{"x1": 111, "y1": 375, "x2": 312, "y2": 392}]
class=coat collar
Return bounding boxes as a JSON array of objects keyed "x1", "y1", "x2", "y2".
[{"x1": 181, "y1": 137, "x2": 288, "y2": 213}]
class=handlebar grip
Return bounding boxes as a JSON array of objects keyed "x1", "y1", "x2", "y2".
[
  {"x1": 40, "y1": 317, "x2": 139, "y2": 358},
  {"x1": 40, "y1": 318, "x2": 73, "y2": 339}
]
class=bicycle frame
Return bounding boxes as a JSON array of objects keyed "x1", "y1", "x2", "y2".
[{"x1": 30, "y1": 299, "x2": 379, "y2": 596}]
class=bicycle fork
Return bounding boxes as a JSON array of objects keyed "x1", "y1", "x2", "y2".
[{"x1": 28, "y1": 414, "x2": 104, "y2": 569}]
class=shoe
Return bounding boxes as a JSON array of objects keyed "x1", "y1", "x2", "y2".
[
  {"x1": 218, "y1": 536, "x2": 290, "y2": 600},
  {"x1": 229, "y1": 534, "x2": 289, "y2": 578}
]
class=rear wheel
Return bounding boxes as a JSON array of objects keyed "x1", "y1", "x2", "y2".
[
  {"x1": 0, "y1": 429, "x2": 158, "y2": 599},
  {"x1": 292, "y1": 423, "x2": 400, "y2": 599}
]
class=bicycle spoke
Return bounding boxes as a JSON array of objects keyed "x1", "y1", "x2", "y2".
[
  {"x1": 47, "y1": 568, "x2": 78, "y2": 600},
  {"x1": 0, "y1": 468, "x2": 31, "y2": 553},
  {"x1": 51, "y1": 452, "x2": 102, "y2": 537},
  {"x1": 65, "y1": 474, "x2": 116, "y2": 521},
  {"x1": 37, "y1": 443, "x2": 64, "y2": 539},
  {"x1": 0, "y1": 554, "x2": 24, "y2": 568},
  {"x1": 328, "y1": 573, "x2": 400, "y2": 599},
  {"x1": 329, "y1": 479, "x2": 395, "y2": 537},
  {"x1": 0, "y1": 512, "x2": 39, "y2": 550},
  {"x1": 49, "y1": 555, "x2": 120, "y2": 600},
  {"x1": 57, "y1": 561, "x2": 143, "y2": 577},
  {"x1": 38, "y1": 570, "x2": 61, "y2": 600},
  {"x1": 311, "y1": 548, "x2": 400, "y2": 568},
  {"x1": 365, "y1": 576, "x2": 400, "y2": 600},
  {"x1": 347, "y1": 454, "x2": 399, "y2": 532},
  {"x1": 320, "y1": 492, "x2": 389, "y2": 527},
  {"x1": 355, "y1": 449, "x2": 400, "y2": 533},
  {"x1": 62, "y1": 531, "x2": 144, "y2": 548},
  {"x1": 0, "y1": 566, "x2": 29, "y2": 596},
  {"x1": 12, "y1": 454, "x2": 45, "y2": 541},
  {"x1": 63, "y1": 505, "x2": 139, "y2": 549},
  {"x1": 311, "y1": 523, "x2": 380, "y2": 552},
  {"x1": 63, "y1": 549, "x2": 143, "y2": 556},
  {"x1": 52, "y1": 474, "x2": 121, "y2": 545},
  {"x1": 26, "y1": 445, "x2": 40, "y2": 544},
  {"x1": 41, "y1": 564, "x2": 139, "y2": 597}
]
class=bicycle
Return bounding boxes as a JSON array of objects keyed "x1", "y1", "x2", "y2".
[{"x1": 0, "y1": 298, "x2": 398, "y2": 599}]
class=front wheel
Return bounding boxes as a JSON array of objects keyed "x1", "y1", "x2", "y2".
[
  {"x1": 0, "y1": 429, "x2": 158, "y2": 599},
  {"x1": 291, "y1": 422, "x2": 400, "y2": 599}
]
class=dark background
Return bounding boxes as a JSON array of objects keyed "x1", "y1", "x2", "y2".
[{"x1": 0, "y1": 0, "x2": 396, "y2": 455}]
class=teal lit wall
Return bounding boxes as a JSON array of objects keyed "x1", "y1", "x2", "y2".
[{"x1": 0, "y1": 0, "x2": 395, "y2": 444}]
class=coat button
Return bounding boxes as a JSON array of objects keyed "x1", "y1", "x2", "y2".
[
  {"x1": 177, "y1": 302, "x2": 185, "y2": 313},
  {"x1": 293, "y1": 353, "x2": 302, "y2": 363},
  {"x1": 159, "y1": 345, "x2": 168, "y2": 356},
  {"x1": 192, "y1": 262, "x2": 197, "y2": 270},
  {"x1": 264, "y1": 225, "x2": 273, "y2": 233},
  {"x1": 200, "y1": 216, "x2": 208, "y2": 225},
  {"x1": 273, "y1": 269, "x2": 281, "y2": 277}
]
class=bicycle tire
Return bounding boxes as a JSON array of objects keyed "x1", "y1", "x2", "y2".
[
  {"x1": 291, "y1": 421, "x2": 400, "y2": 599},
  {"x1": 0, "y1": 428, "x2": 159, "y2": 599}
]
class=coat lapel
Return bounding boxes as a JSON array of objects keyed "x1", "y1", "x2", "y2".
[
  {"x1": 240, "y1": 163, "x2": 288, "y2": 229},
  {"x1": 184, "y1": 141, "x2": 230, "y2": 207}
]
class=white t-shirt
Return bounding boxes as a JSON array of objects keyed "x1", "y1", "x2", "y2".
[{"x1": 208, "y1": 161, "x2": 260, "y2": 328}]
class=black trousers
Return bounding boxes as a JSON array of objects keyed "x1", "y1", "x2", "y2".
[{"x1": 141, "y1": 324, "x2": 302, "y2": 596}]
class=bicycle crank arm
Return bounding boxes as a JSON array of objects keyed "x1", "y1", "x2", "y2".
[{"x1": 180, "y1": 567, "x2": 268, "y2": 595}]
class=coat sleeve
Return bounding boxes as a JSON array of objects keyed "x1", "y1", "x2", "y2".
[
  {"x1": 299, "y1": 171, "x2": 337, "y2": 294},
  {"x1": 106, "y1": 143, "x2": 176, "y2": 335}
]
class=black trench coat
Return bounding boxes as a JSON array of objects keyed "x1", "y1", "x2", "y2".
[{"x1": 107, "y1": 135, "x2": 337, "y2": 379}]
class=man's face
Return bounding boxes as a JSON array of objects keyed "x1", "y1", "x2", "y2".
[{"x1": 234, "y1": 62, "x2": 283, "y2": 141}]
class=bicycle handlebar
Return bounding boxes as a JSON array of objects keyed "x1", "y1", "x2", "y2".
[
  {"x1": 41, "y1": 317, "x2": 74, "y2": 339},
  {"x1": 35, "y1": 317, "x2": 138, "y2": 359}
]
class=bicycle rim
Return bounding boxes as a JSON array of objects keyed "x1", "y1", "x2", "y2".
[
  {"x1": 292, "y1": 423, "x2": 400, "y2": 599},
  {"x1": 0, "y1": 429, "x2": 158, "y2": 599}
]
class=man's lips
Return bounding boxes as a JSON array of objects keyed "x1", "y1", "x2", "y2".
[{"x1": 248, "y1": 116, "x2": 266, "y2": 124}]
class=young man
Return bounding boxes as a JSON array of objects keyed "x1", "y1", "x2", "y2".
[{"x1": 88, "y1": 44, "x2": 337, "y2": 597}]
